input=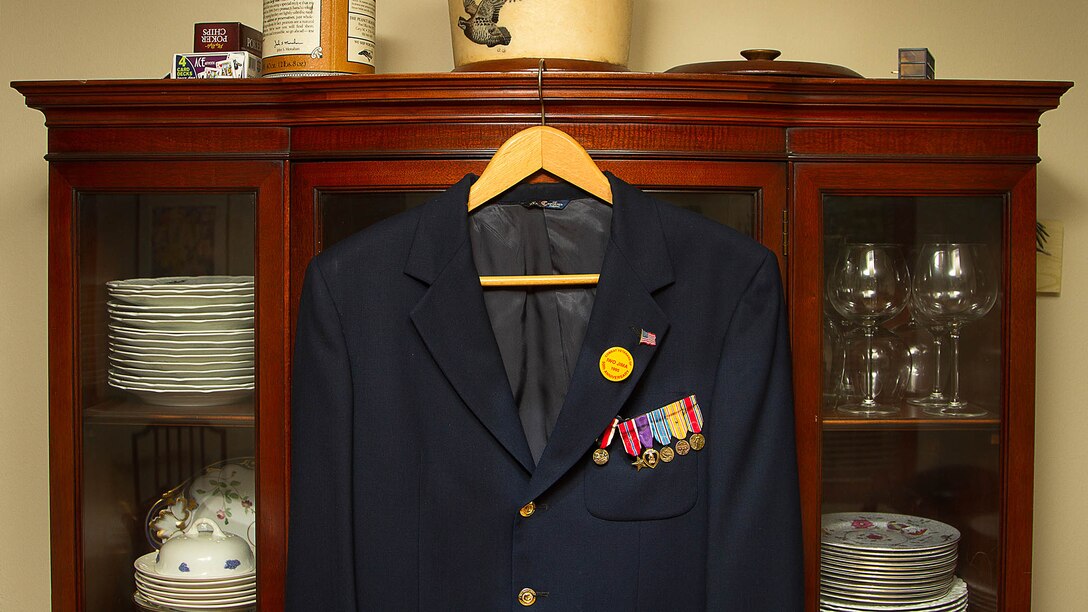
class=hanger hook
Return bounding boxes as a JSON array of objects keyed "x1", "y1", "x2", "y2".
[{"x1": 538, "y1": 58, "x2": 546, "y2": 126}]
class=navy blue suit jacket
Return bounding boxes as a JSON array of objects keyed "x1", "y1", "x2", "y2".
[{"x1": 287, "y1": 173, "x2": 803, "y2": 610}]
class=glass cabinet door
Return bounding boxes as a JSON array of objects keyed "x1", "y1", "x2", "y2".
[
  {"x1": 293, "y1": 160, "x2": 786, "y2": 278},
  {"x1": 794, "y1": 163, "x2": 1038, "y2": 612},
  {"x1": 52, "y1": 161, "x2": 282, "y2": 612},
  {"x1": 79, "y1": 192, "x2": 256, "y2": 610}
]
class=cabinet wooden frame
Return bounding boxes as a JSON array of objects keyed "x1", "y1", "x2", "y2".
[
  {"x1": 792, "y1": 162, "x2": 1039, "y2": 610},
  {"x1": 45, "y1": 161, "x2": 287, "y2": 611},
  {"x1": 15, "y1": 73, "x2": 1069, "y2": 611}
]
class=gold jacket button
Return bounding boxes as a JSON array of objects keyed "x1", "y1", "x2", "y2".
[
  {"x1": 518, "y1": 587, "x2": 537, "y2": 606},
  {"x1": 518, "y1": 501, "x2": 536, "y2": 518}
]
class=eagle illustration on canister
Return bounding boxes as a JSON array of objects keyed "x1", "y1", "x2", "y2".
[{"x1": 458, "y1": 0, "x2": 512, "y2": 47}]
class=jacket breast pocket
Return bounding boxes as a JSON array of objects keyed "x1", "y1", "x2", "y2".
[{"x1": 583, "y1": 447, "x2": 699, "y2": 521}]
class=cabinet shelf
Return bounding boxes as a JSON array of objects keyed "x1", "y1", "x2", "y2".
[
  {"x1": 83, "y1": 396, "x2": 255, "y2": 427},
  {"x1": 821, "y1": 404, "x2": 1000, "y2": 431}
]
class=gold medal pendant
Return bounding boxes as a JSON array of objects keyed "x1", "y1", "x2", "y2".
[
  {"x1": 675, "y1": 439, "x2": 691, "y2": 456},
  {"x1": 641, "y1": 448, "x2": 659, "y2": 469},
  {"x1": 658, "y1": 446, "x2": 675, "y2": 463},
  {"x1": 592, "y1": 448, "x2": 610, "y2": 465},
  {"x1": 689, "y1": 433, "x2": 706, "y2": 451},
  {"x1": 632, "y1": 455, "x2": 649, "y2": 471}
]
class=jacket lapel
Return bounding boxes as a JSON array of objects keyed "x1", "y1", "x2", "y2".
[
  {"x1": 526, "y1": 175, "x2": 674, "y2": 501},
  {"x1": 407, "y1": 176, "x2": 536, "y2": 474},
  {"x1": 404, "y1": 173, "x2": 676, "y2": 490}
]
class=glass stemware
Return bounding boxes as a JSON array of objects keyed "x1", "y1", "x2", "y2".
[
  {"x1": 827, "y1": 244, "x2": 911, "y2": 416},
  {"x1": 893, "y1": 311, "x2": 950, "y2": 407},
  {"x1": 911, "y1": 243, "x2": 998, "y2": 417}
]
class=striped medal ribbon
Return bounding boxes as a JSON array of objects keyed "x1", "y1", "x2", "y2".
[
  {"x1": 665, "y1": 401, "x2": 692, "y2": 456},
  {"x1": 633, "y1": 414, "x2": 659, "y2": 469},
  {"x1": 618, "y1": 418, "x2": 642, "y2": 458},
  {"x1": 683, "y1": 395, "x2": 706, "y2": 451},
  {"x1": 593, "y1": 417, "x2": 620, "y2": 465},
  {"x1": 648, "y1": 408, "x2": 675, "y2": 463}
]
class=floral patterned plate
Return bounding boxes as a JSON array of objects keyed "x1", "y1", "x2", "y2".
[
  {"x1": 821, "y1": 513, "x2": 960, "y2": 552},
  {"x1": 147, "y1": 459, "x2": 257, "y2": 550}
]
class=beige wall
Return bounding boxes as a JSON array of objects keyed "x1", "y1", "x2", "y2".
[{"x1": 2, "y1": 0, "x2": 1085, "y2": 608}]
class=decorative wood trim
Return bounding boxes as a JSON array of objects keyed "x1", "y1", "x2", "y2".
[
  {"x1": 14, "y1": 74, "x2": 1070, "y2": 131},
  {"x1": 1003, "y1": 166, "x2": 1038, "y2": 611},
  {"x1": 48, "y1": 164, "x2": 80, "y2": 612}
]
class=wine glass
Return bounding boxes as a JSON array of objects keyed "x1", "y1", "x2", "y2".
[
  {"x1": 893, "y1": 309, "x2": 950, "y2": 407},
  {"x1": 826, "y1": 244, "x2": 911, "y2": 416},
  {"x1": 841, "y1": 326, "x2": 911, "y2": 409},
  {"x1": 911, "y1": 243, "x2": 998, "y2": 417}
]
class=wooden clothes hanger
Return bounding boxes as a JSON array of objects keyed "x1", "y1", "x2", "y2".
[{"x1": 469, "y1": 60, "x2": 613, "y2": 288}]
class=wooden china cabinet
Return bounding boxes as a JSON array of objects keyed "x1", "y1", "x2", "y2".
[{"x1": 16, "y1": 72, "x2": 1069, "y2": 611}]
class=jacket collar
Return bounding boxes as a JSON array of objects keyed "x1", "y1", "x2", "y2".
[{"x1": 407, "y1": 173, "x2": 674, "y2": 493}]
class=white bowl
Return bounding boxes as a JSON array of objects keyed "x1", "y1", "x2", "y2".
[
  {"x1": 154, "y1": 519, "x2": 255, "y2": 578},
  {"x1": 112, "y1": 365, "x2": 253, "y2": 379},
  {"x1": 135, "y1": 573, "x2": 255, "y2": 596},
  {"x1": 108, "y1": 376, "x2": 254, "y2": 391},
  {"x1": 108, "y1": 276, "x2": 254, "y2": 291},
  {"x1": 110, "y1": 346, "x2": 255, "y2": 359},
  {"x1": 140, "y1": 587, "x2": 255, "y2": 607},
  {"x1": 109, "y1": 371, "x2": 255, "y2": 386},
  {"x1": 109, "y1": 358, "x2": 254, "y2": 372},
  {"x1": 109, "y1": 291, "x2": 254, "y2": 307},
  {"x1": 110, "y1": 317, "x2": 255, "y2": 331},
  {"x1": 110, "y1": 386, "x2": 254, "y2": 407},
  {"x1": 135, "y1": 553, "x2": 254, "y2": 584},
  {"x1": 108, "y1": 301, "x2": 254, "y2": 314},
  {"x1": 132, "y1": 588, "x2": 253, "y2": 605},
  {"x1": 109, "y1": 325, "x2": 254, "y2": 340},
  {"x1": 110, "y1": 336, "x2": 253, "y2": 349},
  {"x1": 109, "y1": 307, "x2": 254, "y2": 321}
]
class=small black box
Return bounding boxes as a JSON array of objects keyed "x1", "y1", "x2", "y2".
[{"x1": 898, "y1": 48, "x2": 935, "y2": 80}]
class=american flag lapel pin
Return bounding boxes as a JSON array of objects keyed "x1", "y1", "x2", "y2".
[{"x1": 638, "y1": 328, "x2": 657, "y2": 347}]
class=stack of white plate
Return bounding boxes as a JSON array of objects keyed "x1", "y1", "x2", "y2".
[
  {"x1": 106, "y1": 276, "x2": 255, "y2": 407},
  {"x1": 133, "y1": 552, "x2": 255, "y2": 611},
  {"x1": 820, "y1": 512, "x2": 966, "y2": 612}
]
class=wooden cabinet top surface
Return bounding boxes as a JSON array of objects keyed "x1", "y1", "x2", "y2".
[{"x1": 14, "y1": 73, "x2": 1072, "y2": 127}]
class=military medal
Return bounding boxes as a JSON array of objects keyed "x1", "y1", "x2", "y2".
[
  {"x1": 682, "y1": 395, "x2": 706, "y2": 451},
  {"x1": 618, "y1": 418, "x2": 645, "y2": 469},
  {"x1": 593, "y1": 417, "x2": 620, "y2": 465},
  {"x1": 664, "y1": 401, "x2": 691, "y2": 455},
  {"x1": 659, "y1": 446, "x2": 676, "y2": 462},
  {"x1": 634, "y1": 414, "x2": 658, "y2": 469},
  {"x1": 648, "y1": 408, "x2": 674, "y2": 463}
]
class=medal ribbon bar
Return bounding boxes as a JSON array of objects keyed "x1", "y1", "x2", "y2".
[
  {"x1": 618, "y1": 419, "x2": 642, "y2": 457},
  {"x1": 682, "y1": 395, "x2": 704, "y2": 433}
]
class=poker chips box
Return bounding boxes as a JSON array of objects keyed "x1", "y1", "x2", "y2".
[{"x1": 194, "y1": 22, "x2": 263, "y2": 56}]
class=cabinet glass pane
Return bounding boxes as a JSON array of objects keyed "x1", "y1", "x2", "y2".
[
  {"x1": 820, "y1": 195, "x2": 1003, "y2": 610},
  {"x1": 320, "y1": 189, "x2": 757, "y2": 250},
  {"x1": 77, "y1": 193, "x2": 256, "y2": 611}
]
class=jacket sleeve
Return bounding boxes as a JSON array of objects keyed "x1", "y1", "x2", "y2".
[
  {"x1": 705, "y1": 252, "x2": 804, "y2": 611},
  {"x1": 286, "y1": 259, "x2": 357, "y2": 611}
]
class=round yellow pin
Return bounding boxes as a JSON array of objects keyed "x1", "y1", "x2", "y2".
[{"x1": 599, "y1": 346, "x2": 634, "y2": 382}]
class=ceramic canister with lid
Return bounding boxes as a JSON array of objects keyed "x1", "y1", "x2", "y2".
[{"x1": 449, "y1": 0, "x2": 634, "y2": 71}]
